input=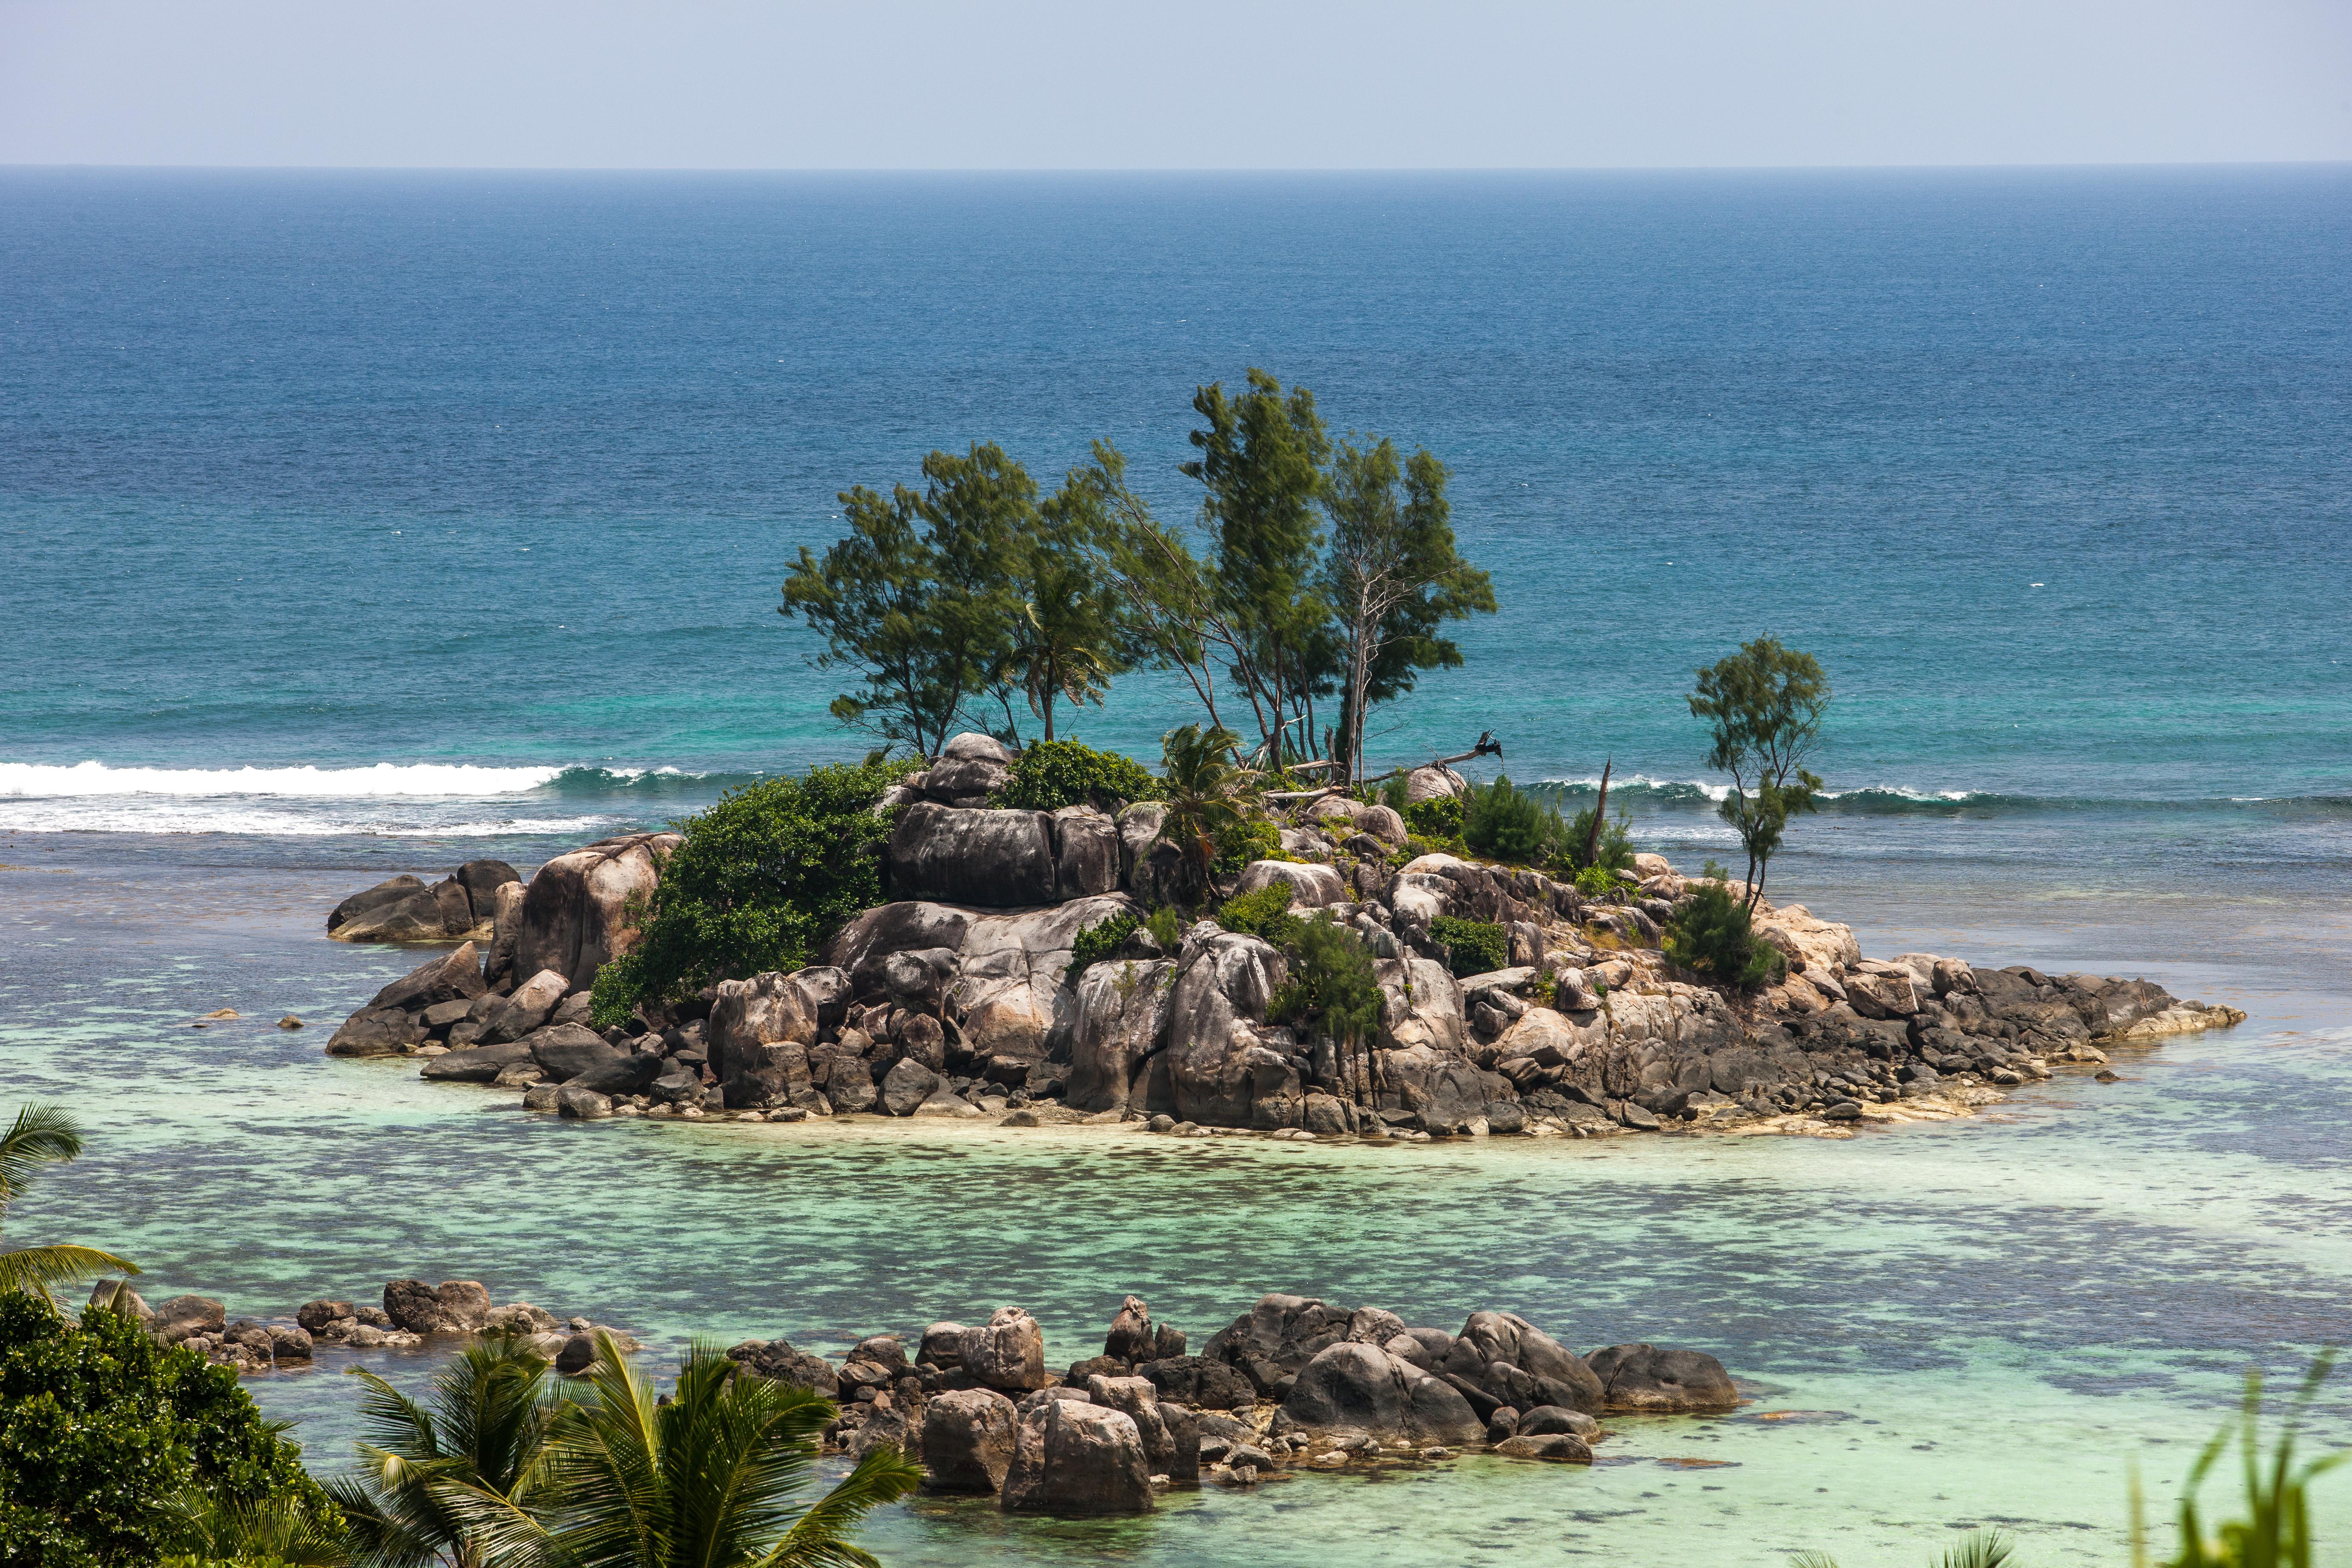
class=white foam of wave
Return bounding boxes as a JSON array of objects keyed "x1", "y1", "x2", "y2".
[
  {"x1": 0, "y1": 797, "x2": 624, "y2": 836},
  {"x1": 0, "y1": 761, "x2": 565, "y2": 799},
  {"x1": 1534, "y1": 774, "x2": 1739, "y2": 802}
]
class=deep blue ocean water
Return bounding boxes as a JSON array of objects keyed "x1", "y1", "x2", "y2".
[{"x1": 4, "y1": 168, "x2": 2352, "y2": 1564}]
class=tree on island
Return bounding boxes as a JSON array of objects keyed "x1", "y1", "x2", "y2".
[
  {"x1": 1687, "y1": 637, "x2": 1830, "y2": 910},
  {"x1": 778, "y1": 371, "x2": 1493, "y2": 768}
]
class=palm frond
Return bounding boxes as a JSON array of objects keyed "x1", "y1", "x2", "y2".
[
  {"x1": 762, "y1": 1442, "x2": 923, "y2": 1568},
  {"x1": 1788, "y1": 1554, "x2": 1839, "y2": 1568},
  {"x1": 0, "y1": 1241, "x2": 139, "y2": 1299},
  {"x1": 0, "y1": 1102, "x2": 85, "y2": 1204},
  {"x1": 1935, "y1": 1528, "x2": 2014, "y2": 1568}
]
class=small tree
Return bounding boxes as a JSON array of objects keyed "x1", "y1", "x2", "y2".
[
  {"x1": 1688, "y1": 637, "x2": 1829, "y2": 910},
  {"x1": 1154, "y1": 723, "x2": 1253, "y2": 907},
  {"x1": 1322, "y1": 437, "x2": 1495, "y2": 784},
  {"x1": 781, "y1": 444, "x2": 1031, "y2": 761}
]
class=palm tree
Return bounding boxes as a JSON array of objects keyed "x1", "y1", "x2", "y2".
[
  {"x1": 446, "y1": 1330, "x2": 920, "y2": 1568},
  {"x1": 1154, "y1": 722, "x2": 1253, "y2": 907},
  {"x1": 161, "y1": 1488, "x2": 350, "y2": 1567},
  {"x1": 0, "y1": 1102, "x2": 138, "y2": 1299},
  {"x1": 331, "y1": 1331, "x2": 558, "y2": 1568},
  {"x1": 1792, "y1": 1528, "x2": 2013, "y2": 1568}
]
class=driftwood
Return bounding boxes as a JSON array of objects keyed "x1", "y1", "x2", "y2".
[{"x1": 1264, "y1": 734, "x2": 1505, "y2": 805}]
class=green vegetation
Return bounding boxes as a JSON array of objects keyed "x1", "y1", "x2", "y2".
[
  {"x1": 0, "y1": 1292, "x2": 338, "y2": 1568},
  {"x1": 1377, "y1": 773, "x2": 1412, "y2": 814},
  {"x1": 1403, "y1": 795, "x2": 1462, "y2": 841},
  {"x1": 1562, "y1": 802, "x2": 1637, "y2": 876},
  {"x1": 1689, "y1": 637, "x2": 1830, "y2": 910},
  {"x1": 994, "y1": 738, "x2": 1159, "y2": 812},
  {"x1": 1065, "y1": 910, "x2": 1142, "y2": 983},
  {"x1": 2144, "y1": 1355, "x2": 2344, "y2": 1568},
  {"x1": 1572, "y1": 863, "x2": 1627, "y2": 900},
  {"x1": 1429, "y1": 916, "x2": 1508, "y2": 978},
  {"x1": 0, "y1": 1102, "x2": 137, "y2": 1300},
  {"x1": 782, "y1": 373, "x2": 1491, "y2": 772},
  {"x1": 1217, "y1": 882, "x2": 1303, "y2": 947},
  {"x1": 1794, "y1": 1528, "x2": 2013, "y2": 1568},
  {"x1": 1143, "y1": 906, "x2": 1186, "y2": 953},
  {"x1": 590, "y1": 758, "x2": 902, "y2": 1026},
  {"x1": 1268, "y1": 916, "x2": 1387, "y2": 1100},
  {"x1": 1155, "y1": 723, "x2": 1257, "y2": 906},
  {"x1": 1460, "y1": 775, "x2": 1571, "y2": 866},
  {"x1": 336, "y1": 1329, "x2": 916, "y2": 1568},
  {"x1": 1663, "y1": 881, "x2": 1784, "y2": 989}
]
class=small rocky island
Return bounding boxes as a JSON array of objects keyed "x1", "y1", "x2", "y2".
[
  {"x1": 324, "y1": 734, "x2": 2242, "y2": 1140},
  {"x1": 97, "y1": 1273, "x2": 1734, "y2": 1513}
]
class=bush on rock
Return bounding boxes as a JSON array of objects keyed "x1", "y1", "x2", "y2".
[
  {"x1": 1663, "y1": 882, "x2": 1784, "y2": 989},
  {"x1": 1267, "y1": 918, "x2": 1382, "y2": 1045},
  {"x1": 1065, "y1": 910, "x2": 1142, "y2": 983},
  {"x1": 1460, "y1": 775, "x2": 1571, "y2": 867},
  {"x1": 1217, "y1": 883, "x2": 1301, "y2": 947},
  {"x1": 996, "y1": 739, "x2": 1160, "y2": 813},
  {"x1": 591, "y1": 758, "x2": 902, "y2": 1025},
  {"x1": 1429, "y1": 916, "x2": 1507, "y2": 978}
]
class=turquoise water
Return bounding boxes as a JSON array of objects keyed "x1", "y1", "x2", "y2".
[{"x1": 3, "y1": 167, "x2": 2352, "y2": 1563}]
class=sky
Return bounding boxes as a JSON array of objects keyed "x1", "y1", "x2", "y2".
[{"x1": 3, "y1": 0, "x2": 2349, "y2": 170}]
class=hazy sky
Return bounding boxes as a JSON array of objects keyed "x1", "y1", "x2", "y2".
[{"x1": 4, "y1": 0, "x2": 2349, "y2": 169}]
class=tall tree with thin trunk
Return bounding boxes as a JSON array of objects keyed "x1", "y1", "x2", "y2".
[
  {"x1": 1321, "y1": 437, "x2": 1496, "y2": 784},
  {"x1": 1688, "y1": 638, "x2": 1830, "y2": 910}
]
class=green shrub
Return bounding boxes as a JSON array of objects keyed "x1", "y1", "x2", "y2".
[
  {"x1": 1144, "y1": 905, "x2": 1186, "y2": 952},
  {"x1": 0, "y1": 1294, "x2": 339, "y2": 1568},
  {"x1": 1663, "y1": 881, "x2": 1784, "y2": 989},
  {"x1": 1210, "y1": 815, "x2": 1283, "y2": 880},
  {"x1": 1404, "y1": 795, "x2": 1462, "y2": 840},
  {"x1": 1268, "y1": 917, "x2": 1384, "y2": 1043},
  {"x1": 1429, "y1": 916, "x2": 1508, "y2": 978},
  {"x1": 1065, "y1": 910, "x2": 1141, "y2": 983},
  {"x1": 1377, "y1": 774, "x2": 1411, "y2": 813},
  {"x1": 1700, "y1": 857, "x2": 1732, "y2": 882},
  {"x1": 1217, "y1": 883, "x2": 1302, "y2": 947},
  {"x1": 995, "y1": 739, "x2": 1160, "y2": 812},
  {"x1": 1461, "y1": 774, "x2": 1571, "y2": 866},
  {"x1": 1562, "y1": 802, "x2": 1637, "y2": 874},
  {"x1": 590, "y1": 758, "x2": 902, "y2": 1025},
  {"x1": 1573, "y1": 863, "x2": 1626, "y2": 899}
]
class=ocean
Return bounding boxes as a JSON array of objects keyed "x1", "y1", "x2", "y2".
[{"x1": 3, "y1": 166, "x2": 2350, "y2": 1565}]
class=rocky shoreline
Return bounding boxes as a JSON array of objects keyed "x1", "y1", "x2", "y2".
[
  {"x1": 322, "y1": 734, "x2": 2244, "y2": 1143},
  {"x1": 92, "y1": 1275, "x2": 1735, "y2": 1516}
]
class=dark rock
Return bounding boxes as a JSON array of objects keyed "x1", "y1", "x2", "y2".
[
  {"x1": 1456, "y1": 1310, "x2": 1605, "y2": 1414},
  {"x1": 1278, "y1": 1341, "x2": 1485, "y2": 1447},
  {"x1": 1495, "y1": 1431, "x2": 1593, "y2": 1462},
  {"x1": 1201, "y1": 1292, "x2": 1353, "y2": 1393},
  {"x1": 850, "y1": 1335, "x2": 910, "y2": 1377},
  {"x1": 1585, "y1": 1343, "x2": 1738, "y2": 1413},
  {"x1": 420, "y1": 1038, "x2": 535, "y2": 1082},
  {"x1": 1104, "y1": 1295, "x2": 1154, "y2": 1362},
  {"x1": 149, "y1": 1294, "x2": 225, "y2": 1343},
  {"x1": 566, "y1": 1051, "x2": 664, "y2": 1096},
  {"x1": 556, "y1": 1084, "x2": 614, "y2": 1120},
  {"x1": 919, "y1": 1322, "x2": 965, "y2": 1369},
  {"x1": 728, "y1": 1338, "x2": 841, "y2": 1397},
  {"x1": 370, "y1": 943, "x2": 488, "y2": 1012},
  {"x1": 922, "y1": 1387, "x2": 1019, "y2": 1492},
  {"x1": 327, "y1": 875, "x2": 425, "y2": 934},
  {"x1": 1152, "y1": 1324, "x2": 1187, "y2": 1360},
  {"x1": 268, "y1": 1324, "x2": 314, "y2": 1361},
  {"x1": 480, "y1": 968, "x2": 569, "y2": 1044},
  {"x1": 961, "y1": 1307, "x2": 1047, "y2": 1392},
  {"x1": 555, "y1": 1334, "x2": 597, "y2": 1376},
  {"x1": 296, "y1": 1298, "x2": 352, "y2": 1333},
  {"x1": 527, "y1": 1023, "x2": 623, "y2": 1081},
  {"x1": 882, "y1": 1058, "x2": 942, "y2": 1116},
  {"x1": 1052, "y1": 806, "x2": 1122, "y2": 898},
  {"x1": 887, "y1": 803, "x2": 1060, "y2": 907},
  {"x1": 1517, "y1": 1404, "x2": 1599, "y2": 1437},
  {"x1": 325, "y1": 1005, "x2": 425, "y2": 1057},
  {"x1": 455, "y1": 859, "x2": 522, "y2": 920},
  {"x1": 382, "y1": 1279, "x2": 444, "y2": 1333},
  {"x1": 999, "y1": 1395, "x2": 1156, "y2": 1516},
  {"x1": 1065, "y1": 1355, "x2": 1127, "y2": 1385},
  {"x1": 1137, "y1": 1355, "x2": 1255, "y2": 1410}
]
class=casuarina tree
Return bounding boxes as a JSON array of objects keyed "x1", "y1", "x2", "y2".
[{"x1": 1687, "y1": 637, "x2": 1829, "y2": 910}]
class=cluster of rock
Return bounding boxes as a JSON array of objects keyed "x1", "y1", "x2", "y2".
[
  {"x1": 322, "y1": 732, "x2": 2243, "y2": 1140},
  {"x1": 89, "y1": 1275, "x2": 638, "y2": 1377},
  {"x1": 327, "y1": 859, "x2": 520, "y2": 944},
  {"x1": 727, "y1": 1290, "x2": 1735, "y2": 1515}
]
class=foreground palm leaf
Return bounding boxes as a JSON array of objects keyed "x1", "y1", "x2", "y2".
[
  {"x1": 447, "y1": 1329, "x2": 919, "y2": 1568},
  {"x1": 1792, "y1": 1527, "x2": 2014, "y2": 1568},
  {"x1": 0, "y1": 1100, "x2": 138, "y2": 1299},
  {"x1": 336, "y1": 1330, "x2": 560, "y2": 1567}
]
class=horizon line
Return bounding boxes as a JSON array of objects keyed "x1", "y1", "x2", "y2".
[{"x1": 5, "y1": 158, "x2": 2350, "y2": 176}]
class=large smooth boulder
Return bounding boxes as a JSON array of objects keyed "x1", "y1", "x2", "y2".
[
  {"x1": 1375, "y1": 956, "x2": 1466, "y2": 1055},
  {"x1": 1163, "y1": 933, "x2": 1286, "y2": 1126},
  {"x1": 922, "y1": 1387, "x2": 1020, "y2": 1492},
  {"x1": 557, "y1": 1085, "x2": 615, "y2": 1120},
  {"x1": 420, "y1": 1038, "x2": 536, "y2": 1082},
  {"x1": 887, "y1": 803, "x2": 1058, "y2": 907},
  {"x1": 484, "y1": 881, "x2": 529, "y2": 988},
  {"x1": 526, "y1": 1023, "x2": 623, "y2": 1082},
  {"x1": 325, "y1": 1006, "x2": 425, "y2": 1057},
  {"x1": 1000, "y1": 1396, "x2": 1155, "y2": 1516},
  {"x1": 1279, "y1": 1342, "x2": 1486, "y2": 1447},
  {"x1": 1053, "y1": 807, "x2": 1122, "y2": 899},
  {"x1": 961, "y1": 1307, "x2": 1047, "y2": 1392},
  {"x1": 1116, "y1": 803, "x2": 1182, "y2": 905},
  {"x1": 370, "y1": 943, "x2": 488, "y2": 1013},
  {"x1": 382, "y1": 1278, "x2": 445, "y2": 1333},
  {"x1": 1064, "y1": 958, "x2": 1175, "y2": 1113},
  {"x1": 567, "y1": 1051, "x2": 664, "y2": 1096},
  {"x1": 1232, "y1": 859, "x2": 1349, "y2": 910},
  {"x1": 455, "y1": 859, "x2": 521, "y2": 918},
  {"x1": 434, "y1": 1281, "x2": 493, "y2": 1332},
  {"x1": 1585, "y1": 1343, "x2": 1738, "y2": 1412},
  {"x1": 881, "y1": 1058, "x2": 942, "y2": 1116},
  {"x1": 1086, "y1": 1373, "x2": 1185, "y2": 1479},
  {"x1": 821, "y1": 902, "x2": 976, "y2": 995},
  {"x1": 327, "y1": 875, "x2": 425, "y2": 934},
  {"x1": 1456, "y1": 1312, "x2": 1605, "y2": 1413},
  {"x1": 1137, "y1": 1354, "x2": 1255, "y2": 1410},
  {"x1": 1750, "y1": 903, "x2": 1861, "y2": 976},
  {"x1": 1405, "y1": 764, "x2": 1465, "y2": 802},
  {"x1": 149, "y1": 1294, "x2": 225, "y2": 1343},
  {"x1": 956, "y1": 896, "x2": 1137, "y2": 1063},
  {"x1": 514, "y1": 833, "x2": 680, "y2": 993},
  {"x1": 480, "y1": 968, "x2": 568, "y2": 1044},
  {"x1": 925, "y1": 732, "x2": 1016, "y2": 800},
  {"x1": 707, "y1": 969, "x2": 836, "y2": 1100},
  {"x1": 1202, "y1": 1293, "x2": 1355, "y2": 1394},
  {"x1": 1844, "y1": 963, "x2": 1923, "y2": 1020}
]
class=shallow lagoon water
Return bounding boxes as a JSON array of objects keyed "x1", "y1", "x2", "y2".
[{"x1": 8, "y1": 835, "x2": 2352, "y2": 1566}]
